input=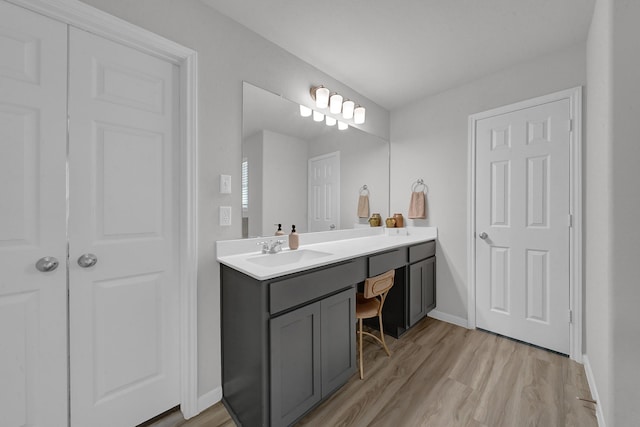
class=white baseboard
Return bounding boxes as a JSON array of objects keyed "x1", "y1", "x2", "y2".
[
  {"x1": 582, "y1": 355, "x2": 605, "y2": 427},
  {"x1": 196, "y1": 386, "x2": 223, "y2": 414},
  {"x1": 428, "y1": 310, "x2": 469, "y2": 329}
]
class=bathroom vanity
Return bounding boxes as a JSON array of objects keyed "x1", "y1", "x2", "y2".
[{"x1": 217, "y1": 228, "x2": 437, "y2": 427}]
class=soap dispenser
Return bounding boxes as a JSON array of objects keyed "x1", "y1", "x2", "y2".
[
  {"x1": 289, "y1": 225, "x2": 299, "y2": 250},
  {"x1": 274, "y1": 223, "x2": 285, "y2": 236}
]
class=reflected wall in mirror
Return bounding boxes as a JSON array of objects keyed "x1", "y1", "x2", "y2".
[{"x1": 242, "y1": 82, "x2": 390, "y2": 237}]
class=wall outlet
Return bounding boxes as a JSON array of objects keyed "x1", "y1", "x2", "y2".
[
  {"x1": 220, "y1": 174, "x2": 231, "y2": 194},
  {"x1": 219, "y1": 206, "x2": 232, "y2": 226}
]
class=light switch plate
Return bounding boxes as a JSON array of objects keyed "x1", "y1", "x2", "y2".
[
  {"x1": 220, "y1": 174, "x2": 231, "y2": 194},
  {"x1": 220, "y1": 206, "x2": 232, "y2": 226}
]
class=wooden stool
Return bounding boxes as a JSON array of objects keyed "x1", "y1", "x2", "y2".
[{"x1": 356, "y1": 269, "x2": 395, "y2": 379}]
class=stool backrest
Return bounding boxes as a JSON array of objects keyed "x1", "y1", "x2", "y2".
[{"x1": 363, "y1": 269, "x2": 395, "y2": 299}]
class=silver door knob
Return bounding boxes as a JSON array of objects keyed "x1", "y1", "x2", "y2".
[
  {"x1": 35, "y1": 256, "x2": 59, "y2": 272},
  {"x1": 329, "y1": 224, "x2": 336, "y2": 230},
  {"x1": 77, "y1": 253, "x2": 98, "y2": 268},
  {"x1": 479, "y1": 232, "x2": 488, "y2": 240}
]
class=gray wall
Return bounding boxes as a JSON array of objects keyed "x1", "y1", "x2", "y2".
[
  {"x1": 585, "y1": 0, "x2": 613, "y2": 422},
  {"x1": 78, "y1": 0, "x2": 389, "y2": 400},
  {"x1": 586, "y1": 0, "x2": 640, "y2": 425},
  {"x1": 389, "y1": 45, "x2": 586, "y2": 321}
]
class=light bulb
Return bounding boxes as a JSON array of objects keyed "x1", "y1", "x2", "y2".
[
  {"x1": 338, "y1": 121, "x2": 348, "y2": 130},
  {"x1": 326, "y1": 116, "x2": 337, "y2": 126},
  {"x1": 314, "y1": 86, "x2": 330, "y2": 109},
  {"x1": 342, "y1": 100, "x2": 355, "y2": 120},
  {"x1": 353, "y1": 105, "x2": 366, "y2": 124},
  {"x1": 299, "y1": 104, "x2": 312, "y2": 117},
  {"x1": 329, "y1": 93, "x2": 343, "y2": 114},
  {"x1": 313, "y1": 110, "x2": 324, "y2": 122}
]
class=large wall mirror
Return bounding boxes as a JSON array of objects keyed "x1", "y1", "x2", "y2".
[{"x1": 242, "y1": 82, "x2": 390, "y2": 238}]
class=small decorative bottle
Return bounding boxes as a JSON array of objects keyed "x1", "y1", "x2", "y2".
[
  {"x1": 275, "y1": 223, "x2": 285, "y2": 236},
  {"x1": 289, "y1": 225, "x2": 299, "y2": 250}
]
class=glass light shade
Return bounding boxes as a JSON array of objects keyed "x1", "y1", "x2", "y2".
[
  {"x1": 299, "y1": 104, "x2": 312, "y2": 117},
  {"x1": 329, "y1": 93, "x2": 343, "y2": 114},
  {"x1": 314, "y1": 86, "x2": 330, "y2": 109},
  {"x1": 342, "y1": 100, "x2": 355, "y2": 119},
  {"x1": 326, "y1": 116, "x2": 337, "y2": 126},
  {"x1": 338, "y1": 121, "x2": 348, "y2": 130},
  {"x1": 353, "y1": 105, "x2": 366, "y2": 124},
  {"x1": 313, "y1": 110, "x2": 324, "y2": 122}
]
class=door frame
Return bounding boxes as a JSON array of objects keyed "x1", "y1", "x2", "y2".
[
  {"x1": 466, "y1": 87, "x2": 583, "y2": 362},
  {"x1": 7, "y1": 0, "x2": 200, "y2": 418}
]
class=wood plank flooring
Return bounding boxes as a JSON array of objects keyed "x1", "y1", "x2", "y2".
[{"x1": 150, "y1": 317, "x2": 597, "y2": 427}]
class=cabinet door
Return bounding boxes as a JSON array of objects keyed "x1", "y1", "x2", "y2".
[
  {"x1": 408, "y1": 260, "x2": 427, "y2": 326},
  {"x1": 321, "y1": 288, "x2": 356, "y2": 397},
  {"x1": 423, "y1": 256, "x2": 436, "y2": 312},
  {"x1": 270, "y1": 303, "x2": 321, "y2": 427}
]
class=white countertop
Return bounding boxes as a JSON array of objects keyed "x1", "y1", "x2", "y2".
[{"x1": 216, "y1": 226, "x2": 437, "y2": 280}]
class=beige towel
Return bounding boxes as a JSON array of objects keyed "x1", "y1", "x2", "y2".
[
  {"x1": 357, "y1": 195, "x2": 370, "y2": 218},
  {"x1": 408, "y1": 191, "x2": 426, "y2": 219}
]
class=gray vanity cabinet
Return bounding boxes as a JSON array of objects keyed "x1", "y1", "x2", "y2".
[
  {"x1": 408, "y1": 241, "x2": 436, "y2": 327},
  {"x1": 270, "y1": 288, "x2": 355, "y2": 427},
  {"x1": 408, "y1": 256, "x2": 436, "y2": 326},
  {"x1": 221, "y1": 258, "x2": 364, "y2": 427},
  {"x1": 270, "y1": 301, "x2": 321, "y2": 427}
]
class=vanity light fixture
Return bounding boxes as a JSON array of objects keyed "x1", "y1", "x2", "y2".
[
  {"x1": 299, "y1": 104, "x2": 312, "y2": 117},
  {"x1": 342, "y1": 99, "x2": 355, "y2": 120},
  {"x1": 308, "y1": 85, "x2": 366, "y2": 127},
  {"x1": 353, "y1": 105, "x2": 366, "y2": 125},
  {"x1": 313, "y1": 110, "x2": 325, "y2": 122},
  {"x1": 329, "y1": 93, "x2": 343, "y2": 114},
  {"x1": 311, "y1": 85, "x2": 330, "y2": 109}
]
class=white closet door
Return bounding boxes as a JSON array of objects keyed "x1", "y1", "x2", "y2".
[
  {"x1": 0, "y1": 2, "x2": 68, "y2": 426},
  {"x1": 68, "y1": 27, "x2": 180, "y2": 427},
  {"x1": 308, "y1": 152, "x2": 340, "y2": 232}
]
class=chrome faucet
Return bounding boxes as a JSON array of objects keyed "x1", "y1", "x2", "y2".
[
  {"x1": 257, "y1": 239, "x2": 285, "y2": 254},
  {"x1": 268, "y1": 240, "x2": 285, "y2": 254}
]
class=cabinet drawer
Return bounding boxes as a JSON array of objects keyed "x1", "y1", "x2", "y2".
[
  {"x1": 270, "y1": 258, "x2": 366, "y2": 314},
  {"x1": 408, "y1": 240, "x2": 436, "y2": 263},
  {"x1": 368, "y1": 248, "x2": 407, "y2": 276}
]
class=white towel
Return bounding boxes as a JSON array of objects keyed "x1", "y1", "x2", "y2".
[
  {"x1": 357, "y1": 195, "x2": 370, "y2": 218},
  {"x1": 408, "y1": 191, "x2": 426, "y2": 219}
]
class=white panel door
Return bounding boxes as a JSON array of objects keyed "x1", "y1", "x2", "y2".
[
  {"x1": 0, "y1": 2, "x2": 68, "y2": 426},
  {"x1": 475, "y1": 99, "x2": 570, "y2": 354},
  {"x1": 308, "y1": 152, "x2": 340, "y2": 232},
  {"x1": 68, "y1": 28, "x2": 180, "y2": 427}
]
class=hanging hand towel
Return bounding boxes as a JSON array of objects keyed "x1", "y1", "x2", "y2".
[
  {"x1": 408, "y1": 191, "x2": 427, "y2": 219},
  {"x1": 357, "y1": 194, "x2": 370, "y2": 218}
]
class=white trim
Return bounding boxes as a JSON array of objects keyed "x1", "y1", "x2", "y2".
[
  {"x1": 583, "y1": 355, "x2": 605, "y2": 427},
  {"x1": 197, "y1": 387, "x2": 223, "y2": 413},
  {"x1": 428, "y1": 310, "x2": 469, "y2": 329},
  {"x1": 8, "y1": 0, "x2": 200, "y2": 419},
  {"x1": 467, "y1": 87, "x2": 583, "y2": 361}
]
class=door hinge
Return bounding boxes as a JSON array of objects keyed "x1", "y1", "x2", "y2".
[
  {"x1": 568, "y1": 119, "x2": 573, "y2": 132},
  {"x1": 569, "y1": 309, "x2": 573, "y2": 324},
  {"x1": 568, "y1": 214, "x2": 573, "y2": 228}
]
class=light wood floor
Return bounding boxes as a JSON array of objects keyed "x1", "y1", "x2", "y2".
[{"x1": 150, "y1": 317, "x2": 597, "y2": 427}]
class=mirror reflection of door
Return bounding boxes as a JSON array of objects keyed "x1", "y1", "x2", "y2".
[{"x1": 308, "y1": 152, "x2": 341, "y2": 232}]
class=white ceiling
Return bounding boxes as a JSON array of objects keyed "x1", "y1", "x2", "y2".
[{"x1": 201, "y1": 0, "x2": 595, "y2": 110}]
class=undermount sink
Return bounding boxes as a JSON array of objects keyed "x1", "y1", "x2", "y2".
[{"x1": 246, "y1": 249, "x2": 332, "y2": 267}]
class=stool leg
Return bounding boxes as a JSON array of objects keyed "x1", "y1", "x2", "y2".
[
  {"x1": 378, "y1": 312, "x2": 391, "y2": 357},
  {"x1": 358, "y1": 318, "x2": 364, "y2": 379}
]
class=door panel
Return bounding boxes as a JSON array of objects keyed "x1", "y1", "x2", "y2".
[
  {"x1": 475, "y1": 99, "x2": 570, "y2": 354},
  {"x1": 308, "y1": 152, "x2": 340, "y2": 232},
  {"x1": 68, "y1": 27, "x2": 180, "y2": 427},
  {"x1": 0, "y1": 2, "x2": 68, "y2": 425}
]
